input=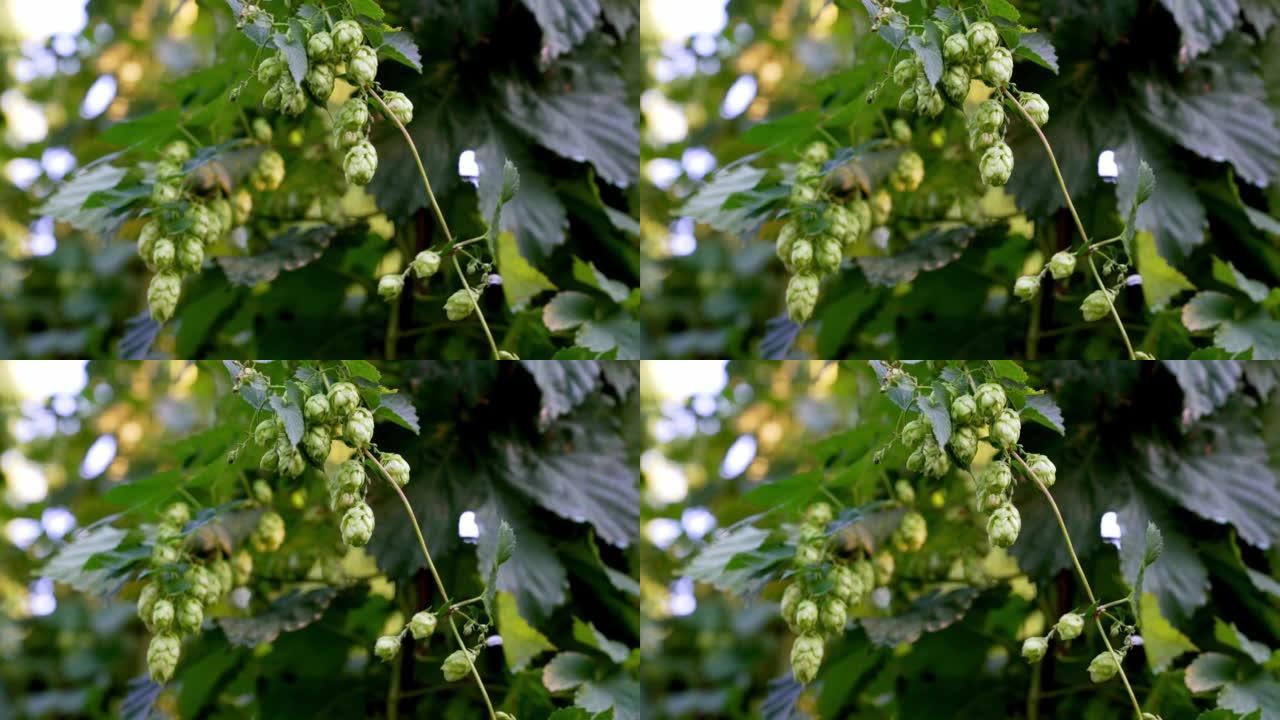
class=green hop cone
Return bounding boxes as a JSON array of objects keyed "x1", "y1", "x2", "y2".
[
  {"x1": 445, "y1": 288, "x2": 481, "y2": 321},
  {"x1": 1056, "y1": 612, "x2": 1084, "y2": 640},
  {"x1": 987, "y1": 502, "x2": 1021, "y2": 548},
  {"x1": 176, "y1": 236, "x2": 203, "y2": 274},
  {"x1": 1025, "y1": 453, "x2": 1056, "y2": 486},
  {"x1": 898, "y1": 87, "x2": 918, "y2": 114},
  {"x1": 966, "y1": 21, "x2": 999, "y2": 57},
  {"x1": 343, "y1": 141, "x2": 378, "y2": 186},
  {"x1": 442, "y1": 648, "x2": 479, "y2": 682},
  {"x1": 147, "y1": 633, "x2": 181, "y2": 684},
  {"x1": 780, "y1": 583, "x2": 804, "y2": 624},
  {"x1": 337, "y1": 459, "x2": 366, "y2": 493},
  {"x1": 176, "y1": 596, "x2": 203, "y2": 635},
  {"x1": 277, "y1": 80, "x2": 307, "y2": 115},
  {"x1": 895, "y1": 479, "x2": 915, "y2": 504},
  {"x1": 917, "y1": 88, "x2": 945, "y2": 117},
  {"x1": 410, "y1": 250, "x2": 441, "y2": 278},
  {"x1": 974, "y1": 99, "x2": 1005, "y2": 131},
  {"x1": 338, "y1": 97, "x2": 370, "y2": 130},
  {"x1": 378, "y1": 274, "x2": 404, "y2": 301},
  {"x1": 348, "y1": 46, "x2": 378, "y2": 85},
  {"x1": 250, "y1": 117, "x2": 273, "y2": 146},
  {"x1": 893, "y1": 151, "x2": 925, "y2": 192},
  {"x1": 151, "y1": 598, "x2": 175, "y2": 631},
  {"x1": 306, "y1": 31, "x2": 334, "y2": 61},
  {"x1": 852, "y1": 557, "x2": 875, "y2": 593},
  {"x1": 1022, "y1": 636, "x2": 1048, "y2": 663},
  {"x1": 153, "y1": 541, "x2": 180, "y2": 565},
  {"x1": 804, "y1": 502, "x2": 833, "y2": 527},
  {"x1": 302, "y1": 424, "x2": 331, "y2": 464},
  {"x1": 1020, "y1": 92, "x2": 1050, "y2": 126},
  {"x1": 231, "y1": 550, "x2": 253, "y2": 585},
  {"x1": 1088, "y1": 651, "x2": 1120, "y2": 683},
  {"x1": 305, "y1": 64, "x2": 335, "y2": 103},
  {"x1": 1048, "y1": 251, "x2": 1076, "y2": 280},
  {"x1": 892, "y1": 58, "x2": 917, "y2": 85},
  {"x1": 870, "y1": 190, "x2": 892, "y2": 225},
  {"x1": 831, "y1": 565, "x2": 865, "y2": 604},
  {"x1": 895, "y1": 511, "x2": 928, "y2": 552},
  {"x1": 162, "y1": 501, "x2": 191, "y2": 528},
  {"x1": 189, "y1": 565, "x2": 220, "y2": 605},
  {"x1": 255, "y1": 150, "x2": 285, "y2": 191},
  {"x1": 794, "y1": 542, "x2": 823, "y2": 567},
  {"x1": 790, "y1": 238, "x2": 814, "y2": 272},
  {"x1": 990, "y1": 409, "x2": 1021, "y2": 447},
  {"x1": 820, "y1": 597, "x2": 847, "y2": 634},
  {"x1": 1014, "y1": 275, "x2": 1040, "y2": 302},
  {"x1": 254, "y1": 511, "x2": 286, "y2": 552},
  {"x1": 409, "y1": 610, "x2": 438, "y2": 639},
  {"x1": 259, "y1": 447, "x2": 279, "y2": 474},
  {"x1": 980, "y1": 142, "x2": 1014, "y2": 187},
  {"x1": 873, "y1": 550, "x2": 894, "y2": 586},
  {"x1": 942, "y1": 64, "x2": 970, "y2": 103},
  {"x1": 211, "y1": 559, "x2": 232, "y2": 595},
  {"x1": 344, "y1": 407, "x2": 375, "y2": 448},
  {"x1": 262, "y1": 83, "x2": 282, "y2": 112},
  {"x1": 137, "y1": 221, "x2": 161, "y2": 268},
  {"x1": 161, "y1": 140, "x2": 191, "y2": 165},
  {"x1": 790, "y1": 179, "x2": 819, "y2": 206},
  {"x1": 943, "y1": 32, "x2": 969, "y2": 63},
  {"x1": 380, "y1": 452, "x2": 411, "y2": 486},
  {"x1": 793, "y1": 599, "x2": 819, "y2": 633},
  {"x1": 147, "y1": 271, "x2": 182, "y2": 323},
  {"x1": 257, "y1": 54, "x2": 285, "y2": 85},
  {"x1": 188, "y1": 203, "x2": 216, "y2": 243},
  {"x1": 304, "y1": 394, "x2": 330, "y2": 423},
  {"x1": 950, "y1": 394, "x2": 978, "y2": 425},
  {"x1": 381, "y1": 91, "x2": 414, "y2": 125},
  {"x1": 815, "y1": 235, "x2": 842, "y2": 275},
  {"x1": 802, "y1": 141, "x2": 830, "y2": 166},
  {"x1": 980, "y1": 460, "x2": 1013, "y2": 494},
  {"x1": 786, "y1": 273, "x2": 820, "y2": 324},
  {"x1": 890, "y1": 119, "x2": 912, "y2": 143},
  {"x1": 974, "y1": 382, "x2": 1007, "y2": 419},
  {"x1": 375, "y1": 634, "x2": 401, "y2": 661},
  {"x1": 790, "y1": 634, "x2": 824, "y2": 685},
  {"x1": 983, "y1": 47, "x2": 1014, "y2": 86},
  {"x1": 849, "y1": 196, "x2": 870, "y2": 232},
  {"x1": 231, "y1": 189, "x2": 252, "y2": 225},
  {"x1": 922, "y1": 438, "x2": 951, "y2": 477},
  {"x1": 949, "y1": 425, "x2": 979, "y2": 465},
  {"x1": 901, "y1": 417, "x2": 930, "y2": 447},
  {"x1": 331, "y1": 19, "x2": 363, "y2": 55},
  {"x1": 341, "y1": 502, "x2": 375, "y2": 547},
  {"x1": 138, "y1": 582, "x2": 159, "y2": 626},
  {"x1": 1081, "y1": 289, "x2": 1116, "y2": 322},
  {"x1": 328, "y1": 381, "x2": 361, "y2": 418},
  {"x1": 279, "y1": 446, "x2": 306, "y2": 477}
]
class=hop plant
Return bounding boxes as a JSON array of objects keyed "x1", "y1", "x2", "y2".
[
  {"x1": 176, "y1": 596, "x2": 203, "y2": 635},
  {"x1": 337, "y1": 459, "x2": 366, "y2": 492},
  {"x1": 942, "y1": 65, "x2": 970, "y2": 103},
  {"x1": 983, "y1": 47, "x2": 1014, "y2": 86},
  {"x1": 1014, "y1": 275, "x2": 1040, "y2": 302},
  {"x1": 949, "y1": 425, "x2": 979, "y2": 465},
  {"x1": 446, "y1": 288, "x2": 482, "y2": 321},
  {"x1": 303, "y1": 394, "x2": 330, "y2": 423},
  {"x1": 891, "y1": 151, "x2": 924, "y2": 192},
  {"x1": 254, "y1": 511, "x2": 286, "y2": 552},
  {"x1": 303, "y1": 424, "x2": 332, "y2": 464},
  {"x1": 894, "y1": 511, "x2": 928, "y2": 552},
  {"x1": 1022, "y1": 636, "x2": 1048, "y2": 663},
  {"x1": 987, "y1": 502, "x2": 1021, "y2": 548},
  {"x1": 951, "y1": 394, "x2": 978, "y2": 425},
  {"x1": 344, "y1": 141, "x2": 378, "y2": 186},
  {"x1": 151, "y1": 598, "x2": 175, "y2": 631},
  {"x1": 442, "y1": 648, "x2": 479, "y2": 682},
  {"x1": 253, "y1": 150, "x2": 286, "y2": 191},
  {"x1": 820, "y1": 597, "x2": 848, "y2": 633},
  {"x1": 306, "y1": 31, "x2": 334, "y2": 61},
  {"x1": 966, "y1": 21, "x2": 999, "y2": 56},
  {"x1": 378, "y1": 274, "x2": 405, "y2": 301},
  {"x1": 974, "y1": 99, "x2": 1005, "y2": 131},
  {"x1": 411, "y1": 250, "x2": 442, "y2": 278},
  {"x1": 409, "y1": 610, "x2": 438, "y2": 639},
  {"x1": 341, "y1": 502, "x2": 375, "y2": 547},
  {"x1": 375, "y1": 635, "x2": 401, "y2": 661},
  {"x1": 831, "y1": 565, "x2": 865, "y2": 605},
  {"x1": 790, "y1": 634, "x2": 824, "y2": 684},
  {"x1": 380, "y1": 452, "x2": 411, "y2": 486},
  {"x1": 786, "y1": 273, "x2": 820, "y2": 323},
  {"x1": 1081, "y1": 289, "x2": 1117, "y2": 322},
  {"x1": 981, "y1": 460, "x2": 1013, "y2": 494},
  {"x1": 990, "y1": 409, "x2": 1021, "y2": 448},
  {"x1": 1049, "y1": 251, "x2": 1077, "y2": 279},
  {"x1": 345, "y1": 407, "x2": 375, "y2": 448},
  {"x1": 257, "y1": 54, "x2": 285, "y2": 85},
  {"x1": 328, "y1": 382, "x2": 360, "y2": 417},
  {"x1": 1088, "y1": 651, "x2": 1120, "y2": 683},
  {"x1": 1056, "y1": 612, "x2": 1085, "y2": 640},
  {"x1": 305, "y1": 64, "x2": 335, "y2": 102},
  {"x1": 872, "y1": 551, "x2": 895, "y2": 586},
  {"x1": 901, "y1": 417, "x2": 930, "y2": 447},
  {"x1": 381, "y1": 91, "x2": 414, "y2": 125},
  {"x1": 348, "y1": 46, "x2": 378, "y2": 85},
  {"x1": 147, "y1": 271, "x2": 182, "y2": 323},
  {"x1": 1025, "y1": 453, "x2": 1056, "y2": 486},
  {"x1": 147, "y1": 633, "x2": 181, "y2": 684},
  {"x1": 892, "y1": 58, "x2": 918, "y2": 85},
  {"x1": 980, "y1": 142, "x2": 1014, "y2": 186},
  {"x1": 974, "y1": 383, "x2": 1007, "y2": 419},
  {"x1": 332, "y1": 19, "x2": 363, "y2": 55},
  {"x1": 1020, "y1": 92, "x2": 1050, "y2": 126}
]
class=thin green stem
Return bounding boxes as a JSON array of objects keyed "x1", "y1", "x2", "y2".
[
  {"x1": 362, "y1": 449, "x2": 497, "y2": 720},
  {"x1": 1010, "y1": 450, "x2": 1144, "y2": 720},
  {"x1": 365, "y1": 87, "x2": 499, "y2": 360},
  {"x1": 1001, "y1": 89, "x2": 1136, "y2": 360}
]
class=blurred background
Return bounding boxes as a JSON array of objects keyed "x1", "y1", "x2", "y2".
[{"x1": 640, "y1": 360, "x2": 1280, "y2": 718}]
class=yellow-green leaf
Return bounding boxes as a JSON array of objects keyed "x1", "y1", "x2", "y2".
[
  {"x1": 496, "y1": 591, "x2": 556, "y2": 671},
  {"x1": 1136, "y1": 232, "x2": 1195, "y2": 311},
  {"x1": 1139, "y1": 592, "x2": 1198, "y2": 671},
  {"x1": 497, "y1": 231, "x2": 556, "y2": 311}
]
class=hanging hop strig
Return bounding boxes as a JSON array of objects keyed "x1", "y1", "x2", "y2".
[
  {"x1": 442, "y1": 648, "x2": 479, "y2": 682},
  {"x1": 341, "y1": 502, "x2": 375, "y2": 547}
]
